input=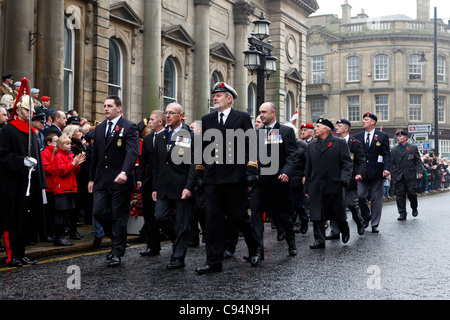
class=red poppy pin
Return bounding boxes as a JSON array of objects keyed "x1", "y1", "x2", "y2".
[
  {"x1": 327, "y1": 142, "x2": 332, "y2": 147},
  {"x1": 115, "y1": 126, "x2": 120, "y2": 131},
  {"x1": 407, "y1": 147, "x2": 410, "y2": 151}
]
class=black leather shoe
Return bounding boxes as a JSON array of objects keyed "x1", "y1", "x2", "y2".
[
  {"x1": 195, "y1": 264, "x2": 222, "y2": 275},
  {"x1": 277, "y1": 231, "x2": 286, "y2": 241},
  {"x1": 167, "y1": 259, "x2": 185, "y2": 270},
  {"x1": 289, "y1": 246, "x2": 297, "y2": 256},
  {"x1": 341, "y1": 232, "x2": 350, "y2": 244},
  {"x1": 249, "y1": 254, "x2": 260, "y2": 267},
  {"x1": 140, "y1": 248, "x2": 160, "y2": 256},
  {"x1": 20, "y1": 256, "x2": 37, "y2": 265},
  {"x1": 397, "y1": 214, "x2": 407, "y2": 221},
  {"x1": 326, "y1": 232, "x2": 340, "y2": 240},
  {"x1": 69, "y1": 232, "x2": 83, "y2": 240},
  {"x1": 54, "y1": 237, "x2": 74, "y2": 246},
  {"x1": 357, "y1": 224, "x2": 365, "y2": 235},
  {"x1": 300, "y1": 224, "x2": 308, "y2": 234},
  {"x1": 108, "y1": 255, "x2": 121, "y2": 267},
  {"x1": 223, "y1": 250, "x2": 234, "y2": 259},
  {"x1": 7, "y1": 259, "x2": 23, "y2": 267},
  {"x1": 310, "y1": 241, "x2": 325, "y2": 249},
  {"x1": 372, "y1": 226, "x2": 379, "y2": 233},
  {"x1": 412, "y1": 209, "x2": 418, "y2": 217}
]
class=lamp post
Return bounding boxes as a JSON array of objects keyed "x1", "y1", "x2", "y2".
[{"x1": 243, "y1": 12, "x2": 277, "y2": 109}]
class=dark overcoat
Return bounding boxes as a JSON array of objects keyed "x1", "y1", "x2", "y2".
[{"x1": 304, "y1": 133, "x2": 353, "y2": 222}]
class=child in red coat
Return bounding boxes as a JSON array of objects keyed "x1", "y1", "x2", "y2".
[
  {"x1": 52, "y1": 134, "x2": 86, "y2": 246},
  {"x1": 41, "y1": 133, "x2": 59, "y2": 242}
]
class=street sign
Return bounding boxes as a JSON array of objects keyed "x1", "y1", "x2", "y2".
[
  {"x1": 408, "y1": 124, "x2": 432, "y2": 133},
  {"x1": 417, "y1": 143, "x2": 431, "y2": 151},
  {"x1": 411, "y1": 133, "x2": 429, "y2": 143}
]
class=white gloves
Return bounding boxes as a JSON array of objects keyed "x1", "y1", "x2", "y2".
[{"x1": 24, "y1": 156, "x2": 37, "y2": 168}]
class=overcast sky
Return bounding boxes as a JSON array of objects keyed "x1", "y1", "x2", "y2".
[{"x1": 312, "y1": 0, "x2": 450, "y2": 21}]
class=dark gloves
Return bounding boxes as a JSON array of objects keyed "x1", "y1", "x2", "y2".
[{"x1": 246, "y1": 164, "x2": 259, "y2": 187}]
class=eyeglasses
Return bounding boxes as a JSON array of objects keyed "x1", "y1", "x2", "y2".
[{"x1": 164, "y1": 111, "x2": 180, "y2": 116}]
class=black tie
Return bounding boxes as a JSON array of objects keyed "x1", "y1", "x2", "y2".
[
  {"x1": 167, "y1": 130, "x2": 173, "y2": 144},
  {"x1": 219, "y1": 113, "x2": 224, "y2": 127},
  {"x1": 365, "y1": 133, "x2": 370, "y2": 150},
  {"x1": 401, "y1": 145, "x2": 406, "y2": 156},
  {"x1": 106, "y1": 121, "x2": 113, "y2": 141}
]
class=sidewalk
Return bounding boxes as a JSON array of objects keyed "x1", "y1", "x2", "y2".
[
  {"x1": 0, "y1": 220, "x2": 143, "y2": 265},
  {"x1": 1, "y1": 188, "x2": 448, "y2": 265}
]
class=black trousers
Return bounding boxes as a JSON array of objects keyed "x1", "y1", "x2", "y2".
[
  {"x1": 204, "y1": 182, "x2": 259, "y2": 266},
  {"x1": 141, "y1": 186, "x2": 161, "y2": 251},
  {"x1": 93, "y1": 188, "x2": 132, "y2": 257},
  {"x1": 154, "y1": 197, "x2": 192, "y2": 260},
  {"x1": 395, "y1": 178, "x2": 418, "y2": 215}
]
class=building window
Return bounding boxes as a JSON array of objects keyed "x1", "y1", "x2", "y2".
[
  {"x1": 108, "y1": 39, "x2": 123, "y2": 98},
  {"x1": 247, "y1": 84, "x2": 256, "y2": 119},
  {"x1": 63, "y1": 18, "x2": 74, "y2": 112},
  {"x1": 286, "y1": 91, "x2": 296, "y2": 121},
  {"x1": 438, "y1": 96, "x2": 446, "y2": 123},
  {"x1": 312, "y1": 56, "x2": 325, "y2": 84},
  {"x1": 409, "y1": 94, "x2": 422, "y2": 121},
  {"x1": 347, "y1": 56, "x2": 360, "y2": 82},
  {"x1": 438, "y1": 56, "x2": 446, "y2": 82},
  {"x1": 374, "y1": 54, "x2": 389, "y2": 80},
  {"x1": 375, "y1": 94, "x2": 389, "y2": 121},
  {"x1": 347, "y1": 96, "x2": 360, "y2": 122},
  {"x1": 163, "y1": 58, "x2": 177, "y2": 109},
  {"x1": 409, "y1": 54, "x2": 423, "y2": 80},
  {"x1": 311, "y1": 98, "x2": 324, "y2": 123}
]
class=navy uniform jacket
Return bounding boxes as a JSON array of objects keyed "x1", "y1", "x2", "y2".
[
  {"x1": 253, "y1": 122, "x2": 298, "y2": 213},
  {"x1": 199, "y1": 108, "x2": 257, "y2": 185},
  {"x1": 152, "y1": 124, "x2": 195, "y2": 200},
  {"x1": 347, "y1": 136, "x2": 366, "y2": 190},
  {"x1": 354, "y1": 129, "x2": 391, "y2": 181},
  {"x1": 89, "y1": 116, "x2": 140, "y2": 191},
  {"x1": 390, "y1": 142, "x2": 423, "y2": 182},
  {"x1": 136, "y1": 131, "x2": 157, "y2": 190}
]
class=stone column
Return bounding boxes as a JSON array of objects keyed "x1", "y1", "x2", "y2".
[
  {"x1": 91, "y1": 0, "x2": 110, "y2": 121},
  {"x1": 35, "y1": 0, "x2": 64, "y2": 108},
  {"x1": 2, "y1": 0, "x2": 34, "y2": 85},
  {"x1": 143, "y1": 0, "x2": 161, "y2": 116},
  {"x1": 233, "y1": 1, "x2": 255, "y2": 112},
  {"x1": 193, "y1": 0, "x2": 212, "y2": 120}
]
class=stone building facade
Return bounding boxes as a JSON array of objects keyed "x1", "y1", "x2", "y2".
[
  {"x1": 0, "y1": 0, "x2": 318, "y2": 127},
  {"x1": 306, "y1": 0, "x2": 450, "y2": 156}
]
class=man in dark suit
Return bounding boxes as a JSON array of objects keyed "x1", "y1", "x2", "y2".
[
  {"x1": 251, "y1": 102, "x2": 298, "y2": 257},
  {"x1": 354, "y1": 112, "x2": 391, "y2": 233},
  {"x1": 194, "y1": 82, "x2": 260, "y2": 274},
  {"x1": 304, "y1": 118, "x2": 353, "y2": 249},
  {"x1": 391, "y1": 131, "x2": 423, "y2": 220},
  {"x1": 45, "y1": 110, "x2": 67, "y2": 137},
  {"x1": 136, "y1": 110, "x2": 166, "y2": 257},
  {"x1": 327, "y1": 119, "x2": 366, "y2": 240},
  {"x1": 151, "y1": 102, "x2": 195, "y2": 269},
  {"x1": 88, "y1": 95, "x2": 140, "y2": 267}
]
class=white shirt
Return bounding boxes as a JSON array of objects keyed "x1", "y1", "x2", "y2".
[
  {"x1": 218, "y1": 107, "x2": 231, "y2": 124},
  {"x1": 365, "y1": 128, "x2": 375, "y2": 145},
  {"x1": 105, "y1": 115, "x2": 121, "y2": 136}
]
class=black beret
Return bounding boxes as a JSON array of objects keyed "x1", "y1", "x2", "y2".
[
  {"x1": 316, "y1": 117, "x2": 334, "y2": 131},
  {"x1": 336, "y1": 118, "x2": 351, "y2": 127},
  {"x1": 363, "y1": 112, "x2": 377, "y2": 122},
  {"x1": 396, "y1": 131, "x2": 408, "y2": 136}
]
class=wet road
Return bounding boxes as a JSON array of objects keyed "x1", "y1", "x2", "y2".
[{"x1": 1, "y1": 192, "x2": 450, "y2": 304}]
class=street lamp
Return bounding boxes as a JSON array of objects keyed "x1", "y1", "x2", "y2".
[{"x1": 243, "y1": 12, "x2": 278, "y2": 109}]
